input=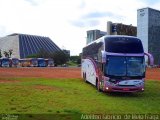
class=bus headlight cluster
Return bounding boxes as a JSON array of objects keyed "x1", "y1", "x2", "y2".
[
  {"x1": 106, "y1": 81, "x2": 116, "y2": 86},
  {"x1": 135, "y1": 82, "x2": 143, "y2": 87},
  {"x1": 109, "y1": 79, "x2": 116, "y2": 82}
]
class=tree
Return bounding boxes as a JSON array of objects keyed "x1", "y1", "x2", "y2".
[
  {"x1": 2, "y1": 49, "x2": 13, "y2": 58},
  {"x1": 26, "y1": 49, "x2": 69, "y2": 65},
  {"x1": 8, "y1": 49, "x2": 13, "y2": 58},
  {"x1": 51, "y1": 51, "x2": 69, "y2": 65},
  {"x1": 35, "y1": 49, "x2": 69, "y2": 65},
  {"x1": 70, "y1": 55, "x2": 81, "y2": 64},
  {"x1": 26, "y1": 49, "x2": 50, "y2": 58},
  {"x1": 0, "y1": 49, "x2": 2, "y2": 58},
  {"x1": 26, "y1": 54, "x2": 39, "y2": 58},
  {"x1": 3, "y1": 51, "x2": 9, "y2": 58}
]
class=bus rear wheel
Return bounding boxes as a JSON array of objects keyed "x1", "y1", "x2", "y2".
[{"x1": 83, "y1": 73, "x2": 87, "y2": 82}]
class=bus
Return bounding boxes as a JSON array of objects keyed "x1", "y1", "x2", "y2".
[
  {"x1": 81, "y1": 35, "x2": 154, "y2": 92},
  {"x1": 19, "y1": 58, "x2": 38, "y2": 67},
  {"x1": 30, "y1": 58, "x2": 38, "y2": 67},
  {"x1": 19, "y1": 59, "x2": 31, "y2": 67},
  {"x1": 37, "y1": 58, "x2": 47, "y2": 67},
  {"x1": 0, "y1": 59, "x2": 1, "y2": 67},
  {"x1": 45, "y1": 58, "x2": 54, "y2": 67},
  {"x1": 1, "y1": 58, "x2": 11, "y2": 67},
  {"x1": 11, "y1": 58, "x2": 19, "y2": 67}
]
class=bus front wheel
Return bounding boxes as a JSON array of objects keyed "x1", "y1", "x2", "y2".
[{"x1": 96, "y1": 79, "x2": 102, "y2": 92}]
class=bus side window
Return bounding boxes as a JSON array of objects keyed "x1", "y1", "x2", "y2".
[
  {"x1": 101, "y1": 63, "x2": 104, "y2": 73},
  {"x1": 101, "y1": 64, "x2": 103, "y2": 71}
]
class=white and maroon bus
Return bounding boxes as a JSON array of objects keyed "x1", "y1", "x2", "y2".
[{"x1": 82, "y1": 35, "x2": 154, "y2": 92}]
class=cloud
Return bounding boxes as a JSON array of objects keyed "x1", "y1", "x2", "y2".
[
  {"x1": 140, "y1": 0, "x2": 159, "y2": 5},
  {"x1": 78, "y1": 0, "x2": 86, "y2": 9},
  {"x1": 83, "y1": 11, "x2": 113, "y2": 19},
  {"x1": 24, "y1": 0, "x2": 46, "y2": 6},
  {"x1": 0, "y1": 25, "x2": 11, "y2": 37},
  {"x1": 69, "y1": 20, "x2": 100, "y2": 28},
  {"x1": 1, "y1": 0, "x2": 160, "y2": 55}
]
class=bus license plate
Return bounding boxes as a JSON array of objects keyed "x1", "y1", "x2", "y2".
[{"x1": 123, "y1": 88, "x2": 129, "y2": 91}]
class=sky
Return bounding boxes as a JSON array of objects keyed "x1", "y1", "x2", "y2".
[{"x1": 0, "y1": 0, "x2": 160, "y2": 55}]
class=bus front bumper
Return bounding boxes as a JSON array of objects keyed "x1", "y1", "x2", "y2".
[
  {"x1": 105, "y1": 86, "x2": 144, "y2": 92},
  {"x1": 104, "y1": 80, "x2": 144, "y2": 92}
]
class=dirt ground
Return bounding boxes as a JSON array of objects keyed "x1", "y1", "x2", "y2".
[
  {"x1": 0, "y1": 67, "x2": 81, "y2": 79},
  {"x1": 0, "y1": 67, "x2": 159, "y2": 80},
  {"x1": 146, "y1": 68, "x2": 160, "y2": 80}
]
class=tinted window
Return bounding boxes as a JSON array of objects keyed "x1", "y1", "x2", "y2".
[
  {"x1": 105, "y1": 37, "x2": 144, "y2": 53},
  {"x1": 105, "y1": 56, "x2": 145, "y2": 77},
  {"x1": 82, "y1": 42, "x2": 103, "y2": 59}
]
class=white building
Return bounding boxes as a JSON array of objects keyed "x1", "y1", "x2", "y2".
[
  {"x1": 0, "y1": 33, "x2": 61, "y2": 59},
  {"x1": 137, "y1": 7, "x2": 160, "y2": 64}
]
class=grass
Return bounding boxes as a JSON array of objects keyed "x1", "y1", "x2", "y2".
[
  {"x1": 0, "y1": 78, "x2": 160, "y2": 119},
  {"x1": 66, "y1": 61, "x2": 78, "y2": 67}
]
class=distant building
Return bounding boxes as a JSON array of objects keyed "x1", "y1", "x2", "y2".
[
  {"x1": 137, "y1": 7, "x2": 160, "y2": 64},
  {"x1": 107, "y1": 21, "x2": 137, "y2": 36},
  {"x1": 86, "y1": 30, "x2": 107, "y2": 44},
  {"x1": 0, "y1": 33, "x2": 62, "y2": 59}
]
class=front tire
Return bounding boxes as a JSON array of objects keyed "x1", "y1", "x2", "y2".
[{"x1": 96, "y1": 79, "x2": 102, "y2": 92}]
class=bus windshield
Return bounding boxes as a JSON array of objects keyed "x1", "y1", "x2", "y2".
[
  {"x1": 12, "y1": 59, "x2": 19, "y2": 64},
  {"x1": 39, "y1": 60, "x2": 45, "y2": 64},
  {"x1": 31, "y1": 59, "x2": 37, "y2": 65},
  {"x1": 2, "y1": 59, "x2": 9, "y2": 64},
  {"x1": 105, "y1": 56, "x2": 145, "y2": 77}
]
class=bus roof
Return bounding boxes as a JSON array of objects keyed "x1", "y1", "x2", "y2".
[
  {"x1": 103, "y1": 35, "x2": 138, "y2": 38},
  {"x1": 86, "y1": 35, "x2": 138, "y2": 46},
  {"x1": 85, "y1": 35, "x2": 144, "y2": 54},
  {"x1": 106, "y1": 36, "x2": 143, "y2": 53}
]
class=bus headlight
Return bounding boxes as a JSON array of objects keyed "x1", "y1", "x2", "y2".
[
  {"x1": 135, "y1": 82, "x2": 143, "y2": 87},
  {"x1": 106, "y1": 81, "x2": 116, "y2": 86},
  {"x1": 109, "y1": 79, "x2": 116, "y2": 82}
]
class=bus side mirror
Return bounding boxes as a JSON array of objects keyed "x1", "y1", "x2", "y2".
[
  {"x1": 101, "y1": 51, "x2": 107, "y2": 63},
  {"x1": 144, "y1": 52, "x2": 154, "y2": 66}
]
